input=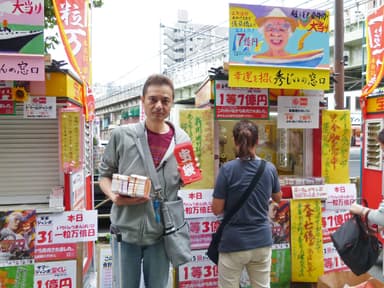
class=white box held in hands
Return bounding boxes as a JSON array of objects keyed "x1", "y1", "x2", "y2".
[{"x1": 112, "y1": 174, "x2": 151, "y2": 198}]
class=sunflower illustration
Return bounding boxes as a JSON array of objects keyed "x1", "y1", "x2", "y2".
[{"x1": 12, "y1": 87, "x2": 28, "y2": 102}]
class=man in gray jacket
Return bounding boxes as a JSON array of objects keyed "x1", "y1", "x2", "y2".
[{"x1": 98, "y1": 74, "x2": 190, "y2": 288}]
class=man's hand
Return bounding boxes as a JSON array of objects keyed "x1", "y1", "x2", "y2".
[{"x1": 111, "y1": 193, "x2": 150, "y2": 206}]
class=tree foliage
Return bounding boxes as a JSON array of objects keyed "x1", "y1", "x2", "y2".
[{"x1": 44, "y1": 0, "x2": 104, "y2": 53}]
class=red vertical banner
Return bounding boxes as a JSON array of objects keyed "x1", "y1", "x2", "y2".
[
  {"x1": 53, "y1": 0, "x2": 95, "y2": 121},
  {"x1": 53, "y1": 0, "x2": 90, "y2": 82},
  {"x1": 361, "y1": 5, "x2": 384, "y2": 114}
]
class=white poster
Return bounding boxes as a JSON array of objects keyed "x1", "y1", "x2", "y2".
[
  {"x1": 24, "y1": 96, "x2": 56, "y2": 119},
  {"x1": 34, "y1": 260, "x2": 77, "y2": 288},
  {"x1": 324, "y1": 183, "x2": 357, "y2": 211},
  {"x1": 97, "y1": 245, "x2": 112, "y2": 288},
  {"x1": 179, "y1": 189, "x2": 215, "y2": 219},
  {"x1": 277, "y1": 96, "x2": 320, "y2": 128},
  {"x1": 36, "y1": 210, "x2": 98, "y2": 245}
]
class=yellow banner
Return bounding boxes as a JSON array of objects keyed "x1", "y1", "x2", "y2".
[
  {"x1": 291, "y1": 199, "x2": 324, "y2": 282},
  {"x1": 322, "y1": 110, "x2": 351, "y2": 183},
  {"x1": 60, "y1": 109, "x2": 82, "y2": 171},
  {"x1": 179, "y1": 109, "x2": 214, "y2": 189},
  {"x1": 229, "y1": 65, "x2": 329, "y2": 90}
]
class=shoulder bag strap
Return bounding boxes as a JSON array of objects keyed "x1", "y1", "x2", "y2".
[
  {"x1": 220, "y1": 160, "x2": 266, "y2": 228},
  {"x1": 133, "y1": 123, "x2": 164, "y2": 199}
]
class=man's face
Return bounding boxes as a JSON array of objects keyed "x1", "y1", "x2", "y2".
[
  {"x1": 263, "y1": 18, "x2": 290, "y2": 50},
  {"x1": 142, "y1": 85, "x2": 173, "y2": 122},
  {"x1": 9, "y1": 217, "x2": 20, "y2": 231}
]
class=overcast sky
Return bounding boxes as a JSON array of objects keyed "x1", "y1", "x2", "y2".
[
  {"x1": 89, "y1": 0, "x2": 306, "y2": 85},
  {"x1": 50, "y1": 0, "x2": 334, "y2": 86}
]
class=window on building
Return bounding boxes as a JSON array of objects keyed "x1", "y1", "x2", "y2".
[
  {"x1": 345, "y1": 96, "x2": 351, "y2": 109},
  {"x1": 355, "y1": 97, "x2": 361, "y2": 110}
]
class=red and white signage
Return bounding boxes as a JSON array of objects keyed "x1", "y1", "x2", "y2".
[
  {"x1": 188, "y1": 217, "x2": 219, "y2": 250},
  {"x1": 24, "y1": 96, "x2": 57, "y2": 119},
  {"x1": 214, "y1": 79, "x2": 268, "y2": 119},
  {"x1": 34, "y1": 260, "x2": 77, "y2": 288},
  {"x1": 179, "y1": 189, "x2": 215, "y2": 219},
  {"x1": 36, "y1": 210, "x2": 98, "y2": 245},
  {"x1": 178, "y1": 250, "x2": 218, "y2": 288},
  {"x1": 277, "y1": 96, "x2": 320, "y2": 128},
  {"x1": 324, "y1": 184, "x2": 357, "y2": 211}
]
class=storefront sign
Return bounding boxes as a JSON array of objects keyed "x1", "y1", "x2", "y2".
[
  {"x1": 290, "y1": 199, "x2": 324, "y2": 282},
  {"x1": 229, "y1": 65, "x2": 330, "y2": 90},
  {"x1": 36, "y1": 210, "x2": 98, "y2": 245},
  {"x1": 324, "y1": 184, "x2": 357, "y2": 211},
  {"x1": 179, "y1": 189, "x2": 214, "y2": 219},
  {"x1": 214, "y1": 79, "x2": 269, "y2": 119},
  {"x1": 367, "y1": 94, "x2": 384, "y2": 113},
  {"x1": 0, "y1": 54, "x2": 45, "y2": 81},
  {"x1": 277, "y1": 96, "x2": 320, "y2": 128},
  {"x1": 24, "y1": 96, "x2": 56, "y2": 119},
  {"x1": 34, "y1": 260, "x2": 77, "y2": 288}
]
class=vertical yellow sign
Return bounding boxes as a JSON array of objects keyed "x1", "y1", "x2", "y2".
[
  {"x1": 291, "y1": 199, "x2": 324, "y2": 282},
  {"x1": 322, "y1": 110, "x2": 351, "y2": 183},
  {"x1": 60, "y1": 108, "x2": 82, "y2": 171},
  {"x1": 179, "y1": 109, "x2": 214, "y2": 189}
]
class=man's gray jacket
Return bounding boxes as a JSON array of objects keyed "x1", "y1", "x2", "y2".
[{"x1": 98, "y1": 121, "x2": 190, "y2": 245}]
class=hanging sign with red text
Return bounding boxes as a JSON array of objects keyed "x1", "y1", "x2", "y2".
[{"x1": 214, "y1": 79, "x2": 269, "y2": 119}]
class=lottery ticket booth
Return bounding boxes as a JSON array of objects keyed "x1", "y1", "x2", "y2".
[
  {"x1": 180, "y1": 68, "x2": 361, "y2": 286},
  {"x1": 0, "y1": 68, "x2": 96, "y2": 287},
  {"x1": 174, "y1": 4, "x2": 363, "y2": 287}
]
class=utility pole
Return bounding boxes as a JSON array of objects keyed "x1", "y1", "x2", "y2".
[{"x1": 334, "y1": 0, "x2": 345, "y2": 109}]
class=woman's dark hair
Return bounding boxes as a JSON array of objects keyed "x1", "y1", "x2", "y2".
[
  {"x1": 142, "y1": 74, "x2": 174, "y2": 99},
  {"x1": 232, "y1": 120, "x2": 258, "y2": 160},
  {"x1": 378, "y1": 128, "x2": 384, "y2": 145}
]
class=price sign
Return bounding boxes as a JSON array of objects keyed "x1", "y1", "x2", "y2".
[{"x1": 36, "y1": 210, "x2": 98, "y2": 245}]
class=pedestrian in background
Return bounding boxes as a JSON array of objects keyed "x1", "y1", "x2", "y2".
[
  {"x1": 212, "y1": 120, "x2": 282, "y2": 288},
  {"x1": 98, "y1": 74, "x2": 191, "y2": 288}
]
